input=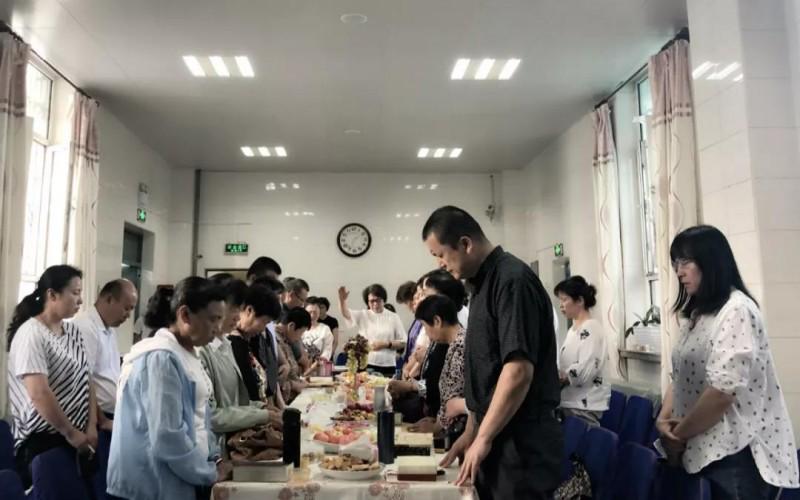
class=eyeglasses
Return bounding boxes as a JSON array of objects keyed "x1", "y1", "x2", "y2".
[{"x1": 672, "y1": 258, "x2": 694, "y2": 271}]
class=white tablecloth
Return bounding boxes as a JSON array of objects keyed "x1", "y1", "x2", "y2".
[{"x1": 213, "y1": 389, "x2": 475, "y2": 500}]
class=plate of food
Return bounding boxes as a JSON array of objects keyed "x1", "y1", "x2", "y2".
[
  {"x1": 319, "y1": 454, "x2": 381, "y2": 481},
  {"x1": 331, "y1": 407, "x2": 373, "y2": 422},
  {"x1": 312, "y1": 426, "x2": 362, "y2": 453}
]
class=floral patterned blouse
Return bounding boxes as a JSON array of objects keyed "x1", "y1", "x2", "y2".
[{"x1": 437, "y1": 327, "x2": 466, "y2": 430}]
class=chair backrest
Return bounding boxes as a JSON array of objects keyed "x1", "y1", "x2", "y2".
[
  {"x1": 31, "y1": 446, "x2": 90, "y2": 500},
  {"x1": 654, "y1": 463, "x2": 712, "y2": 500},
  {"x1": 600, "y1": 390, "x2": 626, "y2": 434},
  {"x1": 0, "y1": 419, "x2": 14, "y2": 471},
  {"x1": 561, "y1": 415, "x2": 589, "y2": 481},
  {"x1": 335, "y1": 352, "x2": 347, "y2": 365},
  {"x1": 0, "y1": 469, "x2": 27, "y2": 500},
  {"x1": 613, "y1": 442, "x2": 658, "y2": 500},
  {"x1": 576, "y1": 426, "x2": 619, "y2": 500},
  {"x1": 618, "y1": 395, "x2": 654, "y2": 446}
]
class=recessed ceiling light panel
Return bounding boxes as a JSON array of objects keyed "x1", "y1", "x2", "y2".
[
  {"x1": 341, "y1": 13, "x2": 368, "y2": 24},
  {"x1": 416, "y1": 147, "x2": 463, "y2": 159},
  {"x1": 184, "y1": 55, "x2": 256, "y2": 78},
  {"x1": 450, "y1": 57, "x2": 522, "y2": 80}
]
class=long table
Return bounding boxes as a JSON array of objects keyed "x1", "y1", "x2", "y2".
[{"x1": 212, "y1": 388, "x2": 476, "y2": 500}]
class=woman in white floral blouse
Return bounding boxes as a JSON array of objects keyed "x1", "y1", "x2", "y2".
[{"x1": 657, "y1": 225, "x2": 798, "y2": 499}]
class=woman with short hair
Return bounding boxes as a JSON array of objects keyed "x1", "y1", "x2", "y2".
[{"x1": 338, "y1": 283, "x2": 406, "y2": 377}]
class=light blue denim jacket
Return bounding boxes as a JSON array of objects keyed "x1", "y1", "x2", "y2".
[{"x1": 107, "y1": 334, "x2": 218, "y2": 500}]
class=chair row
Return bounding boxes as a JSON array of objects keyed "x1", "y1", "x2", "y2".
[{"x1": 563, "y1": 415, "x2": 711, "y2": 500}]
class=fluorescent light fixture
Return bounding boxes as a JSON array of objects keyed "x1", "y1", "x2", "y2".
[
  {"x1": 390, "y1": 236, "x2": 395, "y2": 241},
  {"x1": 449, "y1": 148, "x2": 462, "y2": 158},
  {"x1": 241, "y1": 147, "x2": 254, "y2": 157},
  {"x1": 404, "y1": 184, "x2": 412, "y2": 189},
  {"x1": 733, "y1": 74, "x2": 744, "y2": 82},
  {"x1": 292, "y1": 183, "x2": 300, "y2": 189},
  {"x1": 418, "y1": 147, "x2": 430, "y2": 158},
  {"x1": 433, "y1": 148, "x2": 446, "y2": 158},
  {"x1": 417, "y1": 184, "x2": 425, "y2": 190},
  {"x1": 281, "y1": 183, "x2": 288, "y2": 189},
  {"x1": 396, "y1": 213, "x2": 402, "y2": 218},
  {"x1": 275, "y1": 146, "x2": 287, "y2": 157},
  {"x1": 258, "y1": 147, "x2": 271, "y2": 157},
  {"x1": 293, "y1": 211, "x2": 299, "y2": 216},
  {"x1": 475, "y1": 59, "x2": 495, "y2": 80},
  {"x1": 404, "y1": 213, "x2": 410, "y2": 218},
  {"x1": 707, "y1": 62, "x2": 740, "y2": 80},
  {"x1": 414, "y1": 213, "x2": 420, "y2": 218},
  {"x1": 266, "y1": 182, "x2": 276, "y2": 191},
  {"x1": 430, "y1": 184, "x2": 438, "y2": 190},
  {"x1": 692, "y1": 61, "x2": 714, "y2": 79},
  {"x1": 183, "y1": 56, "x2": 206, "y2": 77},
  {"x1": 209, "y1": 56, "x2": 230, "y2": 77},
  {"x1": 451, "y1": 59, "x2": 470, "y2": 80},
  {"x1": 498, "y1": 59, "x2": 520, "y2": 80},
  {"x1": 235, "y1": 56, "x2": 254, "y2": 77}
]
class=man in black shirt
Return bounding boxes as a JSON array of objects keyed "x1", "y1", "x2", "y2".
[{"x1": 424, "y1": 206, "x2": 562, "y2": 499}]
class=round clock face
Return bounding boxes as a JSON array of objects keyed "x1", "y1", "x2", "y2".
[{"x1": 337, "y1": 223, "x2": 371, "y2": 257}]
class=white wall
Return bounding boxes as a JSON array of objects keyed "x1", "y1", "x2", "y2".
[
  {"x1": 196, "y1": 171, "x2": 504, "y2": 334},
  {"x1": 514, "y1": 113, "x2": 599, "y2": 295},
  {"x1": 96, "y1": 108, "x2": 176, "y2": 353}
]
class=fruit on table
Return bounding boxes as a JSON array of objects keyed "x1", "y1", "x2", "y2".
[{"x1": 313, "y1": 426, "x2": 361, "y2": 445}]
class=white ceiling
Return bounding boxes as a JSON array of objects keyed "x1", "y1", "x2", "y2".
[{"x1": 2, "y1": 0, "x2": 687, "y2": 172}]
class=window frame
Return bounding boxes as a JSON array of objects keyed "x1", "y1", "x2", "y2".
[{"x1": 634, "y1": 75, "x2": 659, "y2": 310}]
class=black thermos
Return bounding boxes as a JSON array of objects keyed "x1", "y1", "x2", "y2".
[
  {"x1": 283, "y1": 408, "x2": 302, "y2": 467},
  {"x1": 377, "y1": 410, "x2": 395, "y2": 464}
]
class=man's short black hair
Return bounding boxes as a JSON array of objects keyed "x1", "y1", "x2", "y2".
[
  {"x1": 421, "y1": 205, "x2": 487, "y2": 248},
  {"x1": 221, "y1": 279, "x2": 249, "y2": 307},
  {"x1": 252, "y1": 275, "x2": 285, "y2": 294},
  {"x1": 244, "y1": 284, "x2": 282, "y2": 319},
  {"x1": 247, "y1": 256, "x2": 282, "y2": 280},
  {"x1": 316, "y1": 296, "x2": 331, "y2": 310}
]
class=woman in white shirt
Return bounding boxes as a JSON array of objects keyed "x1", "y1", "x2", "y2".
[
  {"x1": 657, "y1": 225, "x2": 798, "y2": 499},
  {"x1": 338, "y1": 284, "x2": 406, "y2": 377},
  {"x1": 302, "y1": 299, "x2": 334, "y2": 365},
  {"x1": 554, "y1": 276, "x2": 610, "y2": 426}
]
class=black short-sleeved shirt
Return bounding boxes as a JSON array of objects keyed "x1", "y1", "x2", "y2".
[
  {"x1": 465, "y1": 246, "x2": 560, "y2": 422},
  {"x1": 319, "y1": 315, "x2": 339, "y2": 332}
]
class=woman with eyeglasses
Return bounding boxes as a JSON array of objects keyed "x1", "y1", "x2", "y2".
[
  {"x1": 338, "y1": 283, "x2": 406, "y2": 377},
  {"x1": 656, "y1": 225, "x2": 798, "y2": 498}
]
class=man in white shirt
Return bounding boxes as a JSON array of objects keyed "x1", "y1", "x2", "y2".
[{"x1": 72, "y1": 278, "x2": 138, "y2": 427}]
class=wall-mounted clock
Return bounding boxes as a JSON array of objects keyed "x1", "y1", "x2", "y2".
[{"x1": 337, "y1": 223, "x2": 371, "y2": 258}]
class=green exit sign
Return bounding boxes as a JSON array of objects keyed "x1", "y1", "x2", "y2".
[
  {"x1": 225, "y1": 242, "x2": 249, "y2": 255},
  {"x1": 136, "y1": 208, "x2": 147, "y2": 222},
  {"x1": 554, "y1": 243, "x2": 564, "y2": 257}
]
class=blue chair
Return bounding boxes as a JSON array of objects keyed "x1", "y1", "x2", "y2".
[
  {"x1": 613, "y1": 443, "x2": 658, "y2": 500},
  {"x1": 31, "y1": 446, "x2": 91, "y2": 500},
  {"x1": 335, "y1": 352, "x2": 347, "y2": 365},
  {"x1": 618, "y1": 395, "x2": 654, "y2": 446},
  {"x1": 561, "y1": 415, "x2": 589, "y2": 481},
  {"x1": 576, "y1": 426, "x2": 619, "y2": 500},
  {"x1": 0, "y1": 469, "x2": 26, "y2": 500},
  {"x1": 653, "y1": 463, "x2": 712, "y2": 500},
  {"x1": 600, "y1": 389, "x2": 626, "y2": 434},
  {"x1": 0, "y1": 419, "x2": 14, "y2": 472}
]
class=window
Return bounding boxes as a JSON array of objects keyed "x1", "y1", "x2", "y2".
[
  {"x1": 18, "y1": 62, "x2": 70, "y2": 300},
  {"x1": 635, "y1": 78, "x2": 659, "y2": 310}
]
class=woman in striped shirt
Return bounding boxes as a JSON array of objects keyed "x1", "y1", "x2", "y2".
[{"x1": 6, "y1": 265, "x2": 97, "y2": 486}]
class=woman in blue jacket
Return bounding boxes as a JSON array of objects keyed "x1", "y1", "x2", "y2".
[{"x1": 107, "y1": 277, "x2": 225, "y2": 500}]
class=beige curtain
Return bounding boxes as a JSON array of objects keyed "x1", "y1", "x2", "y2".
[
  {"x1": 0, "y1": 33, "x2": 30, "y2": 417},
  {"x1": 647, "y1": 40, "x2": 699, "y2": 393},
  {"x1": 67, "y1": 93, "x2": 100, "y2": 306},
  {"x1": 592, "y1": 103, "x2": 624, "y2": 380}
]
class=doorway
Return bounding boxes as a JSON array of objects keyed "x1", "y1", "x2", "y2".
[{"x1": 122, "y1": 228, "x2": 143, "y2": 322}]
